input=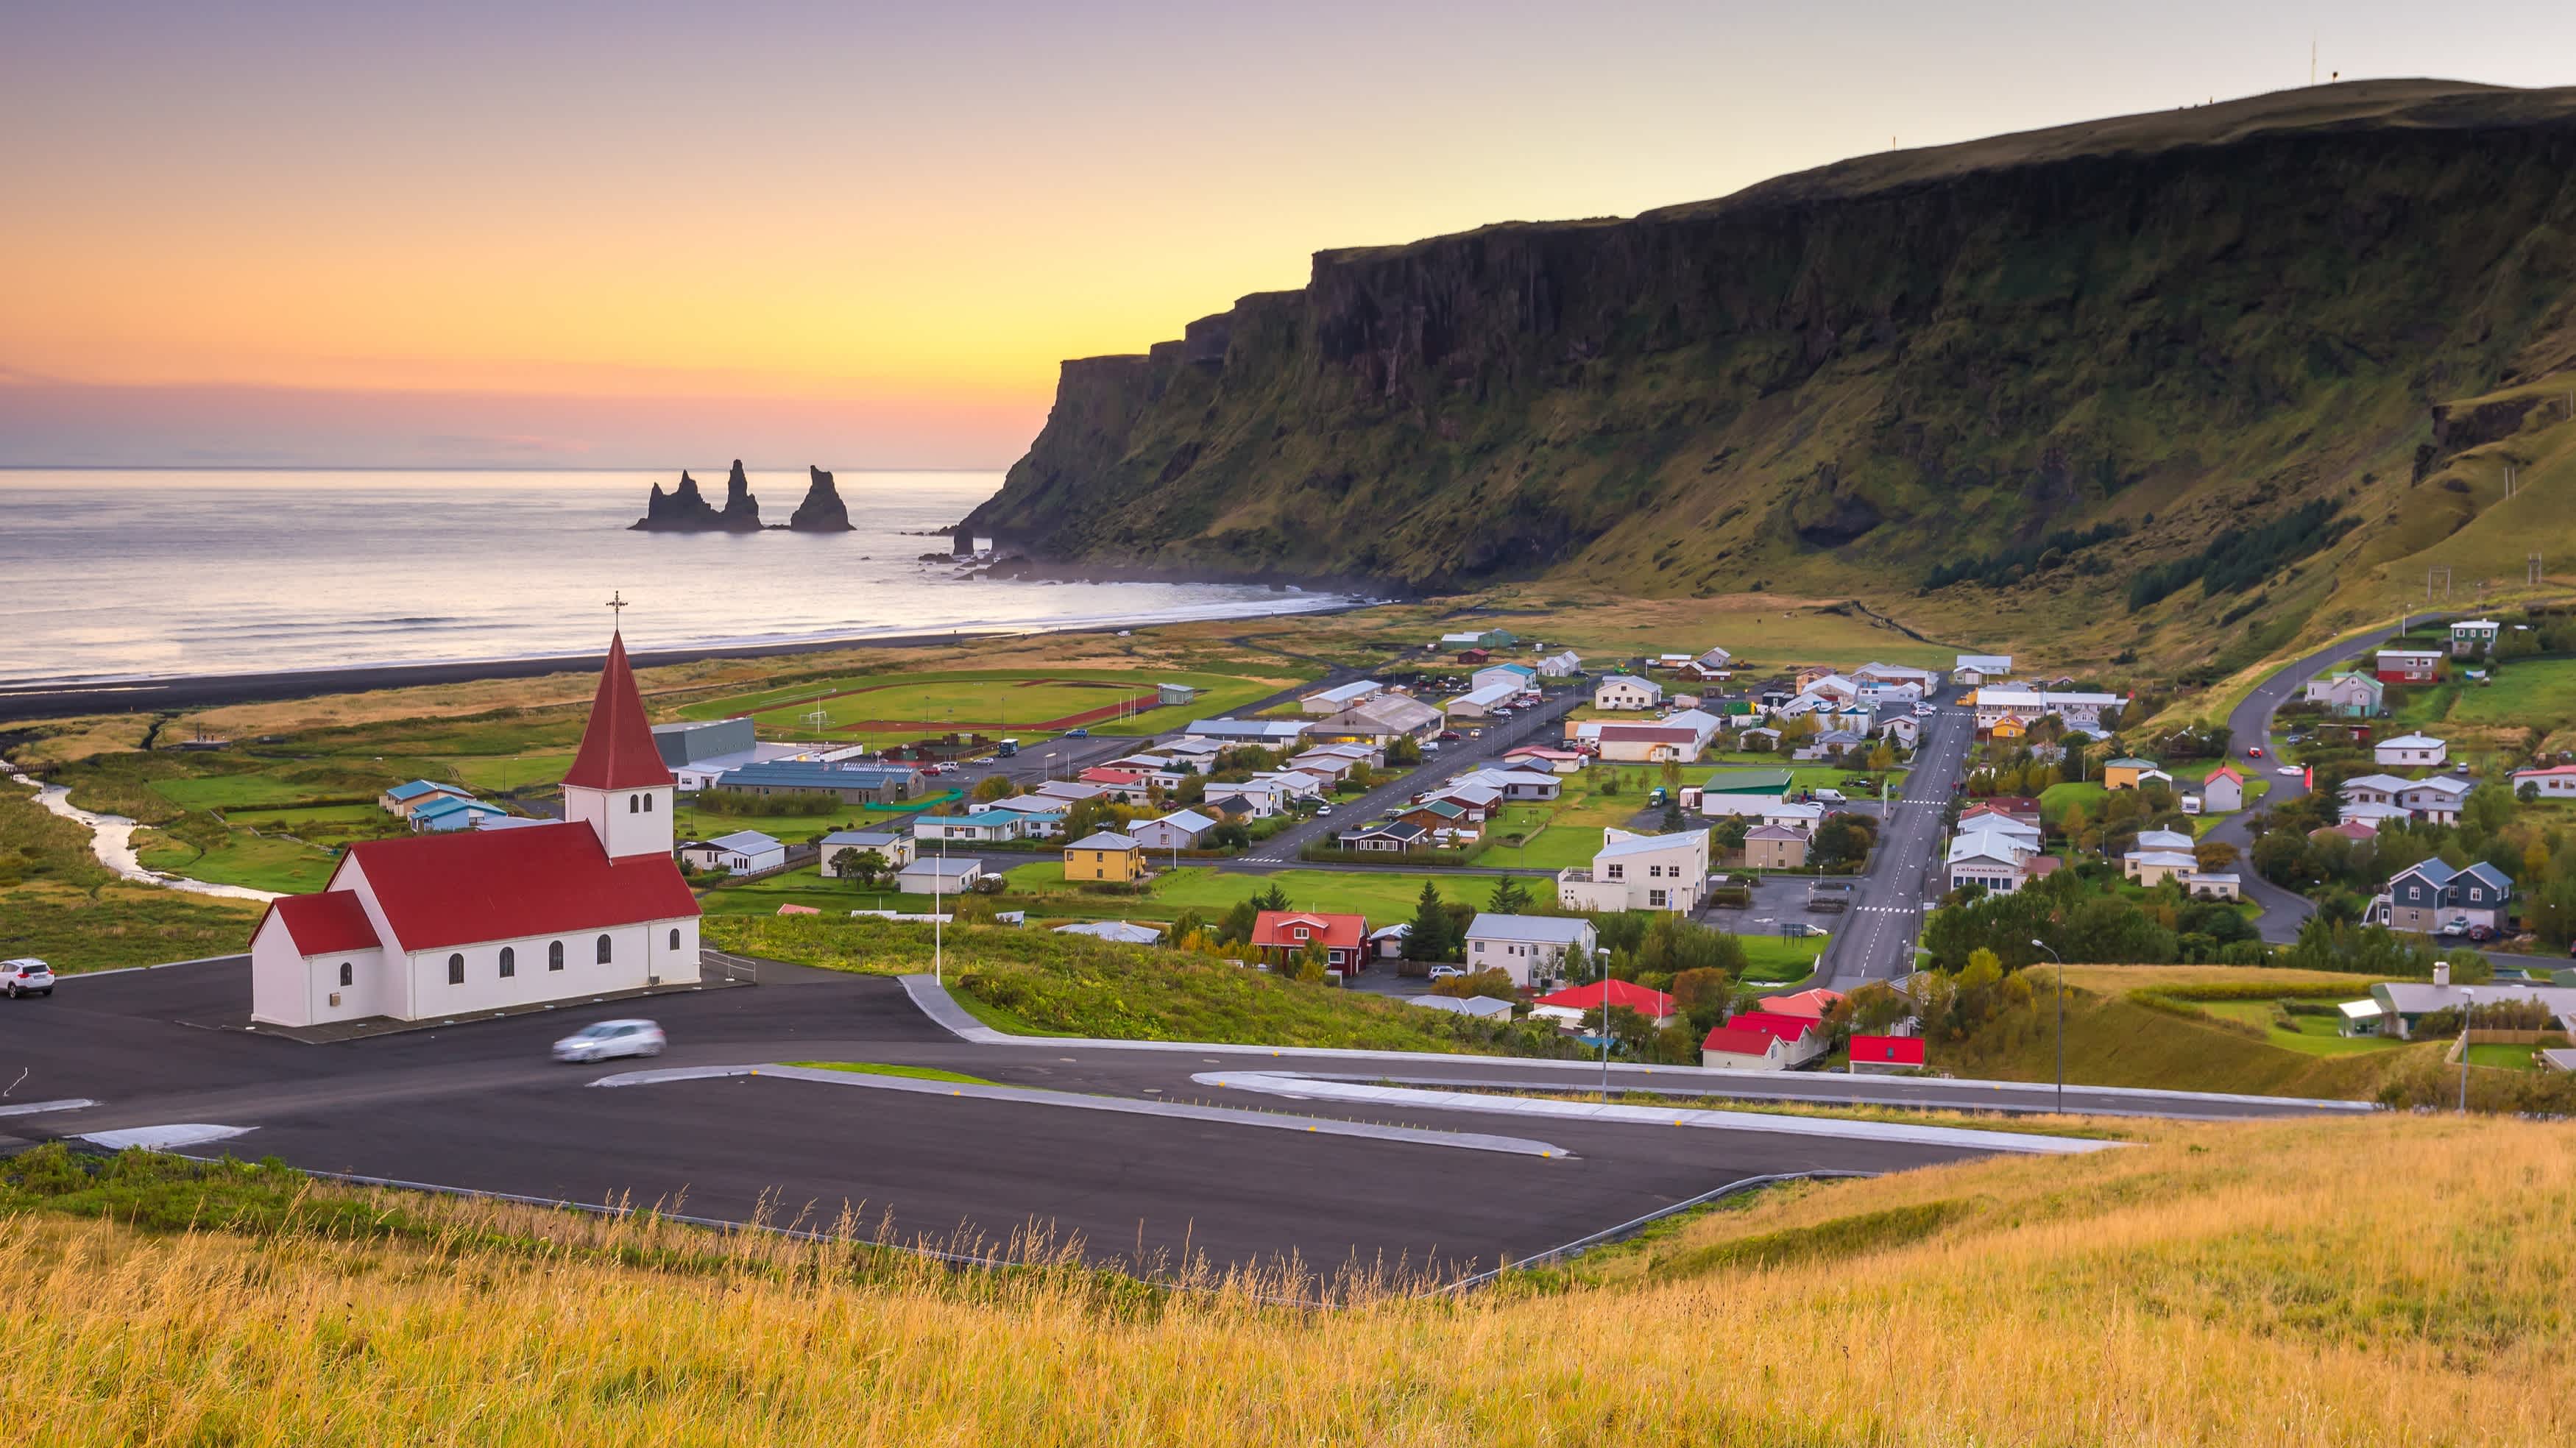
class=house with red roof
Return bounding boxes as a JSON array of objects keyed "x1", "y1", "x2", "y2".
[
  {"x1": 1725, "y1": 1009, "x2": 1827, "y2": 1066},
  {"x1": 1700, "y1": 1024, "x2": 1792, "y2": 1070},
  {"x1": 1250, "y1": 910, "x2": 1369, "y2": 976},
  {"x1": 249, "y1": 626, "x2": 702, "y2": 1029},
  {"x1": 1529, "y1": 979, "x2": 1678, "y2": 1029},
  {"x1": 1847, "y1": 1035, "x2": 1926, "y2": 1073},
  {"x1": 1758, "y1": 987, "x2": 1845, "y2": 1020}
]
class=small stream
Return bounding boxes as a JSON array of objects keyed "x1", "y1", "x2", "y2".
[{"x1": 4, "y1": 766, "x2": 282, "y2": 904}]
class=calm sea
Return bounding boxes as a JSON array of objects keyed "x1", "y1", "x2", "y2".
[{"x1": 0, "y1": 470, "x2": 1345, "y2": 686}]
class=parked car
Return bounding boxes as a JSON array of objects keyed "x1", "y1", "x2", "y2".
[
  {"x1": 1811, "y1": 788, "x2": 1847, "y2": 803},
  {"x1": 3, "y1": 959, "x2": 55, "y2": 998},
  {"x1": 551, "y1": 1018, "x2": 667, "y2": 1063},
  {"x1": 1437, "y1": 731, "x2": 1462, "y2": 742},
  {"x1": 1422, "y1": 741, "x2": 1442, "y2": 753},
  {"x1": 1314, "y1": 804, "x2": 1334, "y2": 817},
  {"x1": 2435, "y1": 917, "x2": 2471, "y2": 937},
  {"x1": 1426, "y1": 965, "x2": 1465, "y2": 982},
  {"x1": 1783, "y1": 923, "x2": 1831, "y2": 939},
  {"x1": 1065, "y1": 728, "x2": 1089, "y2": 739}
]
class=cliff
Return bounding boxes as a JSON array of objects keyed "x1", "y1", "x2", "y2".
[
  {"x1": 788, "y1": 465, "x2": 854, "y2": 531},
  {"x1": 962, "y1": 81, "x2": 2576, "y2": 635},
  {"x1": 631, "y1": 461, "x2": 764, "y2": 532}
]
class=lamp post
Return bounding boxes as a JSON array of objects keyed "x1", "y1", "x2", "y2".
[{"x1": 2029, "y1": 938, "x2": 2064, "y2": 1113}]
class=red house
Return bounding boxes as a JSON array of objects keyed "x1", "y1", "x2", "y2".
[
  {"x1": 1961, "y1": 797, "x2": 2042, "y2": 827},
  {"x1": 1847, "y1": 1034, "x2": 1926, "y2": 1073},
  {"x1": 1250, "y1": 910, "x2": 1367, "y2": 976},
  {"x1": 1456, "y1": 648, "x2": 1491, "y2": 664},
  {"x1": 1532, "y1": 979, "x2": 1677, "y2": 1027},
  {"x1": 1700, "y1": 1025, "x2": 1791, "y2": 1069},
  {"x1": 2374, "y1": 647, "x2": 2442, "y2": 684}
]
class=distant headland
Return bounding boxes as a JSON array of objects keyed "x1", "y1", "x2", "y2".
[{"x1": 631, "y1": 461, "x2": 854, "y2": 532}]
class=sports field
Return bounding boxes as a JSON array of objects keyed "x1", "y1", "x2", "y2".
[{"x1": 680, "y1": 668, "x2": 1285, "y2": 743}]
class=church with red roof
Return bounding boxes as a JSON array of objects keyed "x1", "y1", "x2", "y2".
[{"x1": 249, "y1": 625, "x2": 702, "y2": 1027}]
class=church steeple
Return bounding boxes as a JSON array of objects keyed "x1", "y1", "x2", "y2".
[{"x1": 562, "y1": 603, "x2": 676, "y2": 859}]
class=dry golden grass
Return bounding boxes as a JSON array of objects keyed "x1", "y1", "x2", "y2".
[
  {"x1": 5, "y1": 1115, "x2": 2570, "y2": 1444},
  {"x1": 2051, "y1": 963, "x2": 2382, "y2": 993},
  {"x1": 0, "y1": 714, "x2": 160, "y2": 765}
]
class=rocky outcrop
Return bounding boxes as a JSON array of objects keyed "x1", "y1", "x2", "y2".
[
  {"x1": 788, "y1": 466, "x2": 854, "y2": 531},
  {"x1": 631, "y1": 461, "x2": 765, "y2": 532},
  {"x1": 960, "y1": 81, "x2": 2576, "y2": 597}
]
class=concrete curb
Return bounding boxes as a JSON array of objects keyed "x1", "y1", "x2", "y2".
[
  {"x1": 592, "y1": 1062, "x2": 1576, "y2": 1159},
  {"x1": 1191, "y1": 1072, "x2": 2117, "y2": 1155},
  {"x1": 895, "y1": 975, "x2": 2373, "y2": 1115},
  {"x1": 0, "y1": 1098, "x2": 97, "y2": 1119}
]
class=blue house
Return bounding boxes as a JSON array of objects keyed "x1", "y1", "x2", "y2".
[{"x1": 407, "y1": 794, "x2": 509, "y2": 832}]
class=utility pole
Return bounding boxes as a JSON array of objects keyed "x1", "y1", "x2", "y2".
[{"x1": 2031, "y1": 939, "x2": 2066, "y2": 1114}]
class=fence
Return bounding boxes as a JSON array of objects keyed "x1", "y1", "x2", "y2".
[{"x1": 699, "y1": 948, "x2": 762, "y2": 984}]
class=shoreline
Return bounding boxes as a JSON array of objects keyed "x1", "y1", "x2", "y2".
[{"x1": 0, "y1": 600, "x2": 1379, "y2": 720}]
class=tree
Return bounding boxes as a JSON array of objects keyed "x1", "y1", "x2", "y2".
[
  {"x1": 1711, "y1": 814, "x2": 1752, "y2": 853},
  {"x1": 2520, "y1": 781, "x2": 2543, "y2": 805},
  {"x1": 1384, "y1": 736, "x2": 1422, "y2": 767},
  {"x1": 1580, "y1": 1004, "x2": 1658, "y2": 1054},
  {"x1": 1209, "y1": 821, "x2": 1251, "y2": 851},
  {"x1": 2193, "y1": 840, "x2": 2240, "y2": 873},
  {"x1": 1661, "y1": 798, "x2": 1685, "y2": 831},
  {"x1": 1670, "y1": 966, "x2": 1735, "y2": 1032},
  {"x1": 1060, "y1": 795, "x2": 1118, "y2": 842},
  {"x1": 1295, "y1": 935, "x2": 1331, "y2": 983},
  {"x1": 1217, "y1": 898, "x2": 1259, "y2": 945},
  {"x1": 1487, "y1": 876, "x2": 1535, "y2": 913},
  {"x1": 830, "y1": 846, "x2": 883, "y2": 887},
  {"x1": 972, "y1": 774, "x2": 1015, "y2": 802},
  {"x1": 1252, "y1": 881, "x2": 1292, "y2": 912},
  {"x1": 1168, "y1": 909, "x2": 1208, "y2": 948},
  {"x1": 1407, "y1": 881, "x2": 1459, "y2": 962}
]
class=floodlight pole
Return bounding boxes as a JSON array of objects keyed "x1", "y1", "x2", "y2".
[{"x1": 2030, "y1": 938, "x2": 2064, "y2": 1113}]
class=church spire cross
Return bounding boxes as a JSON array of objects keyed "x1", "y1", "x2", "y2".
[{"x1": 606, "y1": 591, "x2": 629, "y2": 628}]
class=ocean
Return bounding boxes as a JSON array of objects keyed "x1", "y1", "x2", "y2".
[{"x1": 0, "y1": 469, "x2": 1345, "y2": 686}]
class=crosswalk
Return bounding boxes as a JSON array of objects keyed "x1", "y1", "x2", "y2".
[{"x1": 1849, "y1": 904, "x2": 1918, "y2": 915}]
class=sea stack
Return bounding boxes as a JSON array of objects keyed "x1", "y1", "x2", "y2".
[
  {"x1": 630, "y1": 470, "x2": 723, "y2": 530},
  {"x1": 788, "y1": 465, "x2": 855, "y2": 531},
  {"x1": 716, "y1": 460, "x2": 764, "y2": 531}
]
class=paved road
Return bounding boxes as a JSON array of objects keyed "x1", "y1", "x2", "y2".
[
  {"x1": 2204, "y1": 619, "x2": 2428, "y2": 942},
  {"x1": 4, "y1": 959, "x2": 2011, "y2": 1283},
  {"x1": 1820, "y1": 700, "x2": 1975, "y2": 988},
  {"x1": 1229, "y1": 689, "x2": 1584, "y2": 865}
]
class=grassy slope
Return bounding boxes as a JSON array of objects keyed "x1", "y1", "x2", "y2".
[
  {"x1": 4, "y1": 1114, "x2": 2571, "y2": 1444},
  {"x1": 0, "y1": 784, "x2": 261, "y2": 971}
]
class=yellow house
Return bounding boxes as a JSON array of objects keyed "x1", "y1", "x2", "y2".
[
  {"x1": 2102, "y1": 757, "x2": 2161, "y2": 791},
  {"x1": 1064, "y1": 831, "x2": 1143, "y2": 883},
  {"x1": 1989, "y1": 716, "x2": 2026, "y2": 740}
]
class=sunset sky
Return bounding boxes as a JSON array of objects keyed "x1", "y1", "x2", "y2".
[{"x1": 7, "y1": 1, "x2": 2573, "y2": 469}]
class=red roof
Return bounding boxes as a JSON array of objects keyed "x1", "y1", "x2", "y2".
[
  {"x1": 1849, "y1": 1035, "x2": 1926, "y2": 1065},
  {"x1": 1079, "y1": 767, "x2": 1147, "y2": 785},
  {"x1": 1535, "y1": 979, "x2": 1677, "y2": 1017},
  {"x1": 1596, "y1": 725, "x2": 1700, "y2": 744},
  {"x1": 1729, "y1": 1009, "x2": 1821, "y2": 1045},
  {"x1": 2024, "y1": 854, "x2": 2064, "y2": 878},
  {"x1": 1251, "y1": 910, "x2": 1367, "y2": 953},
  {"x1": 2205, "y1": 764, "x2": 2246, "y2": 786},
  {"x1": 259, "y1": 890, "x2": 381, "y2": 956},
  {"x1": 336, "y1": 821, "x2": 699, "y2": 951},
  {"x1": 1700, "y1": 1026, "x2": 1783, "y2": 1057},
  {"x1": 560, "y1": 632, "x2": 675, "y2": 792},
  {"x1": 2514, "y1": 764, "x2": 2576, "y2": 778},
  {"x1": 1759, "y1": 987, "x2": 1845, "y2": 1019}
]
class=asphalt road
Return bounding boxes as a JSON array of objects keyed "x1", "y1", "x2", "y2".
[
  {"x1": 4, "y1": 958, "x2": 2014, "y2": 1283},
  {"x1": 1820, "y1": 699, "x2": 1975, "y2": 989},
  {"x1": 2204, "y1": 619, "x2": 2424, "y2": 942}
]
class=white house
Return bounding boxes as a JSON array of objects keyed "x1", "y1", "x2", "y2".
[
  {"x1": 680, "y1": 829, "x2": 785, "y2": 876},
  {"x1": 982, "y1": 795, "x2": 1071, "y2": 837},
  {"x1": 1592, "y1": 675, "x2": 1665, "y2": 711},
  {"x1": 1557, "y1": 828, "x2": 1710, "y2": 912},
  {"x1": 818, "y1": 828, "x2": 913, "y2": 875},
  {"x1": 1972, "y1": 688, "x2": 2123, "y2": 731},
  {"x1": 1444, "y1": 681, "x2": 1521, "y2": 719},
  {"x1": 1947, "y1": 846, "x2": 2035, "y2": 895},
  {"x1": 896, "y1": 856, "x2": 985, "y2": 895},
  {"x1": 1953, "y1": 654, "x2": 2012, "y2": 686},
  {"x1": 2398, "y1": 775, "x2": 2474, "y2": 825},
  {"x1": 1462, "y1": 913, "x2": 1599, "y2": 988},
  {"x1": 1471, "y1": 664, "x2": 1538, "y2": 693},
  {"x1": 2513, "y1": 764, "x2": 2576, "y2": 798},
  {"x1": 1537, "y1": 650, "x2": 1584, "y2": 678},
  {"x1": 2449, "y1": 619, "x2": 2502, "y2": 657},
  {"x1": 250, "y1": 628, "x2": 701, "y2": 1030},
  {"x1": 2199, "y1": 765, "x2": 2247, "y2": 813},
  {"x1": 2375, "y1": 734, "x2": 2449, "y2": 768},
  {"x1": 915, "y1": 811, "x2": 1027, "y2": 844},
  {"x1": 1130, "y1": 809, "x2": 1219, "y2": 851},
  {"x1": 1301, "y1": 679, "x2": 1386, "y2": 715}
]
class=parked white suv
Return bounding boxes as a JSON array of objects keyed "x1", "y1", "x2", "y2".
[
  {"x1": 2, "y1": 959, "x2": 54, "y2": 998},
  {"x1": 552, "y1": 1018, "x2": 666, "y2": 1063},
  {"x1": 1426, "y1": 965, "x2": 1465, "y2": 982}
]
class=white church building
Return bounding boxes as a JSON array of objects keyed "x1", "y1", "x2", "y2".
[{"x1": 250, "y1": 626, "x2": 702, "y2": 1028}]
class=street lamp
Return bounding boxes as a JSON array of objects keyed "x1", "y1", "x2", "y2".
[{"x1": 2029, "y1": 938, "x2": 2064, "y2": 1113}]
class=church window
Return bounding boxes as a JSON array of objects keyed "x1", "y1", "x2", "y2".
[
  {"x1": 338, "y1": 961, "x2": 353, "y2": 987},
  {"x1": 644, "y1": 794, "x2": 654, "y2": 812},
  {"x1": 596, "y1": 934, "x2": 612, "y2": 964},
  {"x1": 499, "y1": 946, "x2": 515, "y2": 978},
  {"x1": 668, "y1": 928, "x2": 681, "y2": 950},
  {"x1": 549, "y1": 940, "x2": 565, "y2": 971},
  {"x1": 629, "y1": 794, "x2": 640, "y2": 813},
  {"x1": 447, "y1": 954, "x2": 464, "y2": 984}
]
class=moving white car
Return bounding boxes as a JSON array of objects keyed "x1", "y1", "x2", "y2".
[
  {"x1": 551, "y1": 1018, "x2": 666, "y2": 1063},
  {"x1": 3, "y1": 959, "x2": 54, "y2": 998},
  {"x1": 2276, "y1": 764, "x2": 2303, "y2": 777}
]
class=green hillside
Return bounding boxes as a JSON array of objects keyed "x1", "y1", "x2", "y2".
[{"x1": 964, "y1": 80, "x2": 2576, "y2": 677}]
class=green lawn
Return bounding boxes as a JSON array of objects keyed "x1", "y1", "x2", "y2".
[
  {"x1": 436, "y1": 752, "x2": 576, "y2": 792},
  {"x1": 132, "y1": 828, "x2": 337, "y2": 893},
  {"x1": 1738, "y1": 934, "x2": 1829, "y2": 982},
  {"x1": 2466, "y1": 1042, "x2": 2547, "y2": 1072},
  {"x1": 2198, "y1": 1001, "x2": 2407, "y2": 1057},
  {"x1": 2449, "y1": 656, "x2": 2576, "y2": 735},
  {"x1": 782, "y1": 1060, "x2": 998, "y2": 1085},
  {"x1": 1699, "y1": 753, "x2": 1904, "y2": 795},
  {"x1": 2037, "y1": 781, "x2": 2106, "y2": 821}
]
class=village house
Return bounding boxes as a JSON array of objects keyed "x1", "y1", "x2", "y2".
[
  {"x1": 250, "y1": 628, "x2": 701, "y2": 1030},
  {"x1": 1301, "y1": 679, "x2": 1387, "y2": 714},
  {"x1": 1183, "y1": 717, "x2": 1309, "y2": 748},
  {"x1": 1130, "y1": 809, "x2": 1218, "y2": 851},
  {"x1": 817, "y1": 828, "x2": 913, "y2": 875},
  {"x1": 1251, "y1": 910, "x2": 1368, "y2": 976},
  {"x1": 1443, "y1": 680, "x2": 1521, "y2": 719},
  {"x1": 712, "y1": 759, "x2": 925, "y2": 806},
  {"x1": 1593, "y1": 723, "x2": 1704, "y2": 763},
  {"x1": 2179, "y1": 871, "x2": 2241, "y2": 901},
  {"x1": 1557, "y1": 828, "x2": 1711, "y2": 912},
  {"x1": 1720, "y1": 1009, "x2": 1829, "y2": 1067},
  {"x1": 2449, "y1": 619, "x2": 2502, "y2": 657},
  {"x1": 408, "y1": 794, "x2": 512, "y2": 832},
  {"x1": 1742, "y1": 823, "x2": 1811, "y2": 870},
  {"x1": 1472, "y1": 663, "x2": 1538, "y2": 693},
  {"x1": 981, "y1": 795, "x2": 1070, "y2": 837},
  {"x1": 1961, "y1": 797, "x2": 2044, "y2": 827},
  {"x1": 1537, "y1": 649, "x2": 1584, "y2": 678},
  {"x1": 1338, "y1": 819, "x2": 1431, "y2": 853},
  {"x1": 914, "y1": 811, "x2": 1025, "y2": 845},
  {"x1": 1462, "y1": 914, "x2": 1598, "y2": 988},
  {"x1": 2513, "y1": 764, "x2": 2576, "y2": 798},
  {"x1": 378, "y1": 778, "x2": 473, "y2": 819},
  {"x1": 2398, "y1": 774, "x2": 2474, "y2": 824},
  {"x1": 2375, "y1": 734, "x2": 2449, "y2": 768},
  {"x1": 1502, "y1": 745, "x2": 1585, "y2": 773},
  {"x1": 1971, "y1": 686, "x2": 2124, "y2": 733},
  {"x1": 1063, "y1": 831, "x2": 1144, "y2": 884},
  {"x1": 2101, "y1": 758, "x2": 2170, "y2": 791},
  {"x1": 2374, "y1": 647, "x2": 2442, "y2": 684},
  {"x1": 2381, "y1": 859, "x2": 2514, "y2": 934},
  {"x1": 1853, "y1": 662, "x2": 1941, "y2": 692},
  {"x1": 896, "y1": 856, "x2": 984, "y2": 896},
  {"x1": 2200, "y1": 764, "x2": 2247, "y2": 813},
  {"x1": 1847, "y1": 1035, "x2": 1928, "y2": 1073},
  {"x1": 1309, "y1": 693, "x2": 1446, "y2": 744},
  {"x1": 677, "y1": 829, "x2": 785, "y2": 876},
  {"x1": 1033, "y1": 779, "x2": 1117, "y2": 805},
  {"x1": 1699, "y1": 1023, "x2": 1795, "y2": 1070},
  {"x1": 1532, "y1": 979, "x2": 1678, "y2": 1031},
  {"x1": 1951, "y1": 653, "x2": 2012, "y2": 686},
  {"x1": 2357, "y1": 969, "x2": 2576, "y2": 1040},
  {"x1": 2303, "y1": 671, "x2": 2385, "y2": 717},
  {"x1": 1592, "y1": 675, "x2": 1665, "y2": 711}
]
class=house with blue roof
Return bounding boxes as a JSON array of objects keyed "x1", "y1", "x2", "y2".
[
  {"x1": 406, "y1": 793, "x2": 509, "y2": 832},
  {"x1": 378, "y1": 778, "x2": 472, "y2": 819},
  {"x1": 914, "y1": 810, "x2": 1030, "y2": 844},
  {"x1": 708, "y1": 760, "x2": 925, "y2": 804},
  {"x1": 2382, "y1": 859, "x2": 2514, "y2": 935}
]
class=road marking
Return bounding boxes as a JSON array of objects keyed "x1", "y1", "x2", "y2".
[
  {"x1": 0, "y1": 1097, "x2": 97, "y2": 1118},
  {"x1": 80, "y1": 1124, "x2": 255, "y2": 1150}
]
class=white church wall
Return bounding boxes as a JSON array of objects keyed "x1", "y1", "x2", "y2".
[{"x1": 400, "y1": 918, "x2": 680, "y2": 1017}]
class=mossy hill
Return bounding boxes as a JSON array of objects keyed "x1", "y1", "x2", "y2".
[{"x1": 964, "y1": 80, "x2": 2576, "y2": 675}]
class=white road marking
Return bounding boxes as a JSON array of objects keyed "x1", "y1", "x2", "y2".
[{"x1": 79, "y1": 1124, "x2": 255, "y2": 1150}]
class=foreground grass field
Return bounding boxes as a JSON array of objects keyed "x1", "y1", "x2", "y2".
[{"x1": 4, "y1": 1113, "x2": 2569, "y2": 1444}]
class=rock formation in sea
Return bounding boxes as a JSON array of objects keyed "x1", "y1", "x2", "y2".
[
  {"x1": 788, "y1": 465, "x2": 855, "y2": 531},
  {"x1": 630, "y1": 470, "x2": 721, "y2": 530},
  {"x1": 632, "y1": 461, "x2": 764, "y2": 531}
]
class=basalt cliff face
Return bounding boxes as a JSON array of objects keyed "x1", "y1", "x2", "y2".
[
  {"x1": 631, "y1": 460, "x2": 766, "y2": 532},
  {"x1": 962, "y1": 82, "x2": 2576, "y2": 620}
]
